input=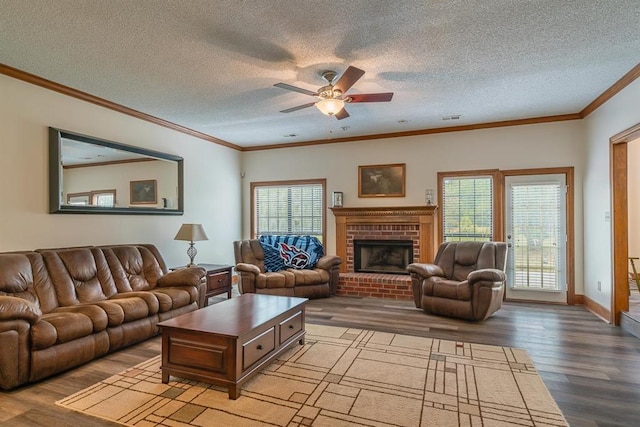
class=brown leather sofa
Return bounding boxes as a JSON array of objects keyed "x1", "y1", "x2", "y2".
[
  {"x1": 407, "y1": 241, "x2": 507, "y2": 321},
  {"x1": 233, "y1": 239, "x2": 341, "y2": 299},
  {"x1": 0, "y1": 244, "x2": 205, "y2": 390}
]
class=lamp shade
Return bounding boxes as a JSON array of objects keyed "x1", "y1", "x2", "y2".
[
  {"x1": 316, "y1": 98, "x2": 345, "y2": 116},
  {"x1": 174, "y1": 223, "x2": 208, "y2": 242}
]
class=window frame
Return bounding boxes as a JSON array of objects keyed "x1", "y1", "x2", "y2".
[
  {"x1": 250, "y1": 178, "x2": 327, "y2": 243},
  {"x1": 91, "y1": 189, "x2": 116, "y2": 207},
  {"x1": 437, "y1": 169, "x2": 503, "y2": 243}
]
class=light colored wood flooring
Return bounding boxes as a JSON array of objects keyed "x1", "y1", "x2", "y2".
[{"x1": 1, "y1": 290, "x2": 639, "y2": 426}]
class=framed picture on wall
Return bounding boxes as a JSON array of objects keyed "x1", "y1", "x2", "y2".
[
  {"x1": 358, "y1": 163, "x2": 406, "y2": 197},
  {"x1": 130, "y1": 179, "x2": 157, "y2": 204},
  {"x1": 332, "y1": 191, "x2": 344, "y2": 207}
]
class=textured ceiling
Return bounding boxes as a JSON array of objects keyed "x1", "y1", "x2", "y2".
[{"x1": 1, "y1": 0, "x2": 639, "y2": 148}]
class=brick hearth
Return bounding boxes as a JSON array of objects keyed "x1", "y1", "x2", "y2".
[
  {"x1": 338, "y1": 273, "x2": 413, "y2": 300},
  {"x1": 330, "y1": 206, "x2": 437, "y2": 299}
]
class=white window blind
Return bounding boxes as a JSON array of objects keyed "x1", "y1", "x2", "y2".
[
  {"x1": 509, "y1": 182, "x2": 563, "y2": 290},
  {"x1": 442, "y1": 176, "x2": 493, "y2": 241},
  {"x1": 254, "y1": 182, "x2": 324, "y2": 241}
]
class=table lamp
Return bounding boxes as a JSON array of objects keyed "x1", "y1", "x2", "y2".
[{"x1": 174, "y1": 223, "x2": 208, "y2": 266}]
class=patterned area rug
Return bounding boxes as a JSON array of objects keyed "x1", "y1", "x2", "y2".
[{"x1": 56, "y1": 324, "x2": 567, "y2": 426}]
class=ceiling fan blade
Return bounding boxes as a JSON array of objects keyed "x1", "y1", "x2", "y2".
[
  {"x1": 333, "y1": 66, "x2": 365, "y2": 94},
  {"x1": 335, "y1": 108, "x2": 350, "y2": 120},
  {"x1": 280, "y1": 102, "x2": 316, "y2": 113},
  {"x1": 274, "y1": 83, "x2": 318, "y2": 97},
  {"x1": 348, "y1": 93, "x2": 394, "y2": 103}
]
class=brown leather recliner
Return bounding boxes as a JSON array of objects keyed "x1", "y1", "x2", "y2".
[
  {"x1": 407, "y1": 241, "x2": 507, "y2": 321},
  {"x1": 233, "y1": 239, "x2": 341, "y2": 299}
]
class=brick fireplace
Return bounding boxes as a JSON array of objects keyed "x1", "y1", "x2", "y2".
[{"x1": 330, "y1": 206, "x2": 437, "y2": 299}]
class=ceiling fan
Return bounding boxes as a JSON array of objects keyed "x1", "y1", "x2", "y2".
[{"x1": 274, "y1": 66, "x2": 393, "y2": 120}]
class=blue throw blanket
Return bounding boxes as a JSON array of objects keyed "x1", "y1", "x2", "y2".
[{"x1": 259, "y1": 235, "x2": 325, "y2": 272}]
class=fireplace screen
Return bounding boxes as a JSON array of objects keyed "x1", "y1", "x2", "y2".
[{"x1": 354, "y1": 240, "x2": 413, "y2": 274}]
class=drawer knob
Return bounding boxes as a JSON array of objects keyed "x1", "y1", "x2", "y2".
[
  {"x1": 288, "y1": 325, "x2": 294, "y2": 329},
  {"x1": 257, "y1": 344, "x2": 263, "y2": 350}
]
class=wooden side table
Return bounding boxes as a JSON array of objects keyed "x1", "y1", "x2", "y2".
[{"x1": 171, "y1": 263, "x2": 233, "y2": 306}]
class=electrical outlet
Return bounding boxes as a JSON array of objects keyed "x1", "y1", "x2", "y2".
[{"x1": 597, "y1": 281, "x2": 602, "y2": 291}]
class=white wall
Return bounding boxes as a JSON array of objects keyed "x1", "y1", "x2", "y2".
[
  {"x1": 242, "y1": 120, "x2": 585, "y2": 293},
  {"x1": 64, "y1": 160, "x2": 178, "y2": 208},
  {"x1": 583, "y1": 78, "x2": 640, "y2": 308},
  {"x1": 0, "y1": 74, "x2": 242, "y2": 267}
]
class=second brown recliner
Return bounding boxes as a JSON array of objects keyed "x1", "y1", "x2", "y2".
[
  {"x1": 233, "y1": 238, "x2": 341, "y2": 299},
  {"x1": 407, "y1": 241, "x2": 507, "y2": 321}
]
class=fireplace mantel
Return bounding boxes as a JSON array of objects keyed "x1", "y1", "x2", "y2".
[{"x1": 330, "y1": 206, "x2": 438, "y2": 273}]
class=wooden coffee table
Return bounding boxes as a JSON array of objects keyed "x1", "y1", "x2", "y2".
[{"x1": 157, "y1": 293, "x2": 307, "y2": 399}]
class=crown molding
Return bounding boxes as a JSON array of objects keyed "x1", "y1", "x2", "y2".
[
  {"x1": 580, "y1": 62, "x2": 640, "y2": 118},
  {"x1": 0, "y1": 63, "x2": 241, "y2": 151},
  {"x1": 242, "y1": 113, "x2": 582, "y2": 151}
]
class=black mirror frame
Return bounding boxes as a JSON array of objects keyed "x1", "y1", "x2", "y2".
[{"x1": 49, "y1": 127, "x2": 184, "y2": 215}]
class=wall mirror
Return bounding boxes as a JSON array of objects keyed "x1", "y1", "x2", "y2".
[{"x1": 49, "y1": 127, "x2": 184, "y2": 215}]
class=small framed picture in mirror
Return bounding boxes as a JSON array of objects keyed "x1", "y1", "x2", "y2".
[{"x1": 130, "y1": 180, "x2": 157, "y2": 204}]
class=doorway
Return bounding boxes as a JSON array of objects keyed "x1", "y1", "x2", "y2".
[{"x1": 611, "y1": 122, "x2": 640, "y2": 324}]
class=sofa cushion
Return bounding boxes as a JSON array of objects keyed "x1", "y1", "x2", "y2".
[
  {"x1": 31, "y1": 312, "x2": 94, "y2": 350},
  {"x1": 95, "y1": 297, "x2": 151, "y2": 327},
  {"x1": 40, "y1": 248, "x2": 118, "y2": 306},
  {"x1": 286, "y1": 268, "x2": 329, "y2": 286},
  {"x1": 0, "y1": 254, "x2": 38, "y2": 297},
  {"x1": 55, "y1": 304, "x2": 108, "y2": 332},
  {"x1": 259, "y1": 235, "x2": 325, "y2": 271},
  {"x1": 255, "y1": 271, "x2": 295, "y2": 289},
  {"x1": 102, "y1": 246, "x2": 164, "y2": 292},
  {"x1": 429, "y1": 279, "x2": 472, "y2": 301},
  {"x1": 151, "y1": 288, "x2": 195, "y2": 312}
]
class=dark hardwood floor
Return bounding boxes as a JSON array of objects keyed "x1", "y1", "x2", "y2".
[{"x1": 2, "y1": 291, "x2": 639, "y2": 427}]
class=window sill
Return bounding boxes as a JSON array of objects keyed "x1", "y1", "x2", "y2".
[{"x1": 509, "y1": 287, "x2": 565, "y2": 293}]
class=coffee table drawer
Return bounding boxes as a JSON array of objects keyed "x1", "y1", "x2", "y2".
[
  {"x1": 243, "y1": 327, "x2": 275, "y2": 369},
  {"x1": 279, "y1": 310, "x2": 303, "y2": 344},
  {"x1": 167, "y1": 332, "x2": 229, "y2": 373}
]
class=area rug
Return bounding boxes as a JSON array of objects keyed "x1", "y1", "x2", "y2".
[{"x1": 56, "y1": 324, "x2": 567, "y2": 426}]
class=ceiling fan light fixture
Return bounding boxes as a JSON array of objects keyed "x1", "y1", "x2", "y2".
[{"x1": 316, "y1": 98, "x2": 345, "y2": 116}]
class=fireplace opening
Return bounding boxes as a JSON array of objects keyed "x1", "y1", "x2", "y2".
[{"x1": 354, "y1": 240, "x2": 413, "y2": 275}]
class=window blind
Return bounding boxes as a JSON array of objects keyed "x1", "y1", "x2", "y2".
[
  {"x1": 442, "y1": 176, "x2": 493, "y2": 242},
  {"x1": 254, "y1": 182, "x2": 324, "y2": 241}
]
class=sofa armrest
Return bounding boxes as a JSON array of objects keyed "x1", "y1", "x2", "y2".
[
  {"x1": 0, "y1": 296, "x2": 40, "y2": 390},
  {"x1": 234, "y1": 262, "x2": 261, "y2": 276},
  {"x1": 0, "y1": 296, "x2": 42, "y2": 324},
  {"x1": 406, "y1": 263, "x2": 445, "y2": 279},
  {"x1": 406, "y1": 263, "x2": 446, "y2": 309},
  {"x1": 468, "y1": 269, "x2": 506, "y2": 287},
  {"x1": 234, "y1": 263, "x2": 262, "y2": 294},
  {"x1": 315, "y1": 255, "x2": 342, "y2": 271},
  {"x1": 157, "y1": 267, "x2": 206, "y2": 287}
]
